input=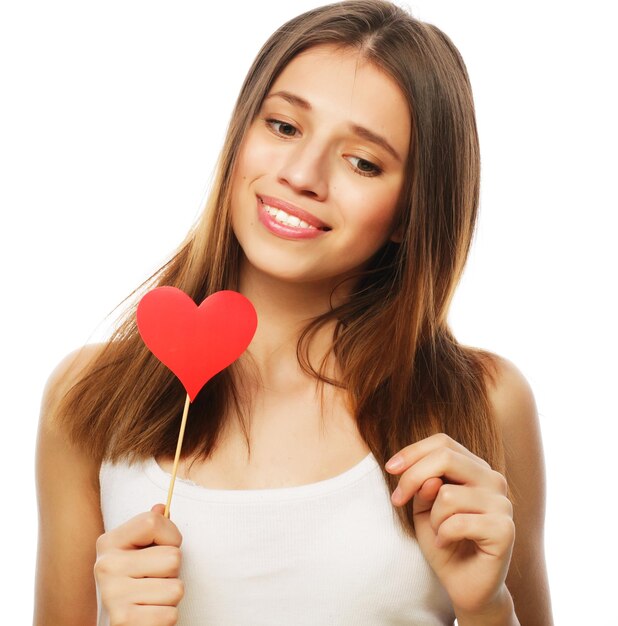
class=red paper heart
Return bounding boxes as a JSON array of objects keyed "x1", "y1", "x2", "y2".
[{"x1": 136, "y1": 287, "x2": 257, "y2": 402}]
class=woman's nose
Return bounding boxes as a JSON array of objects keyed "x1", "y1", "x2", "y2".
[{"x1": 277, "y1": 140, "x2": 329, "y2": 200}]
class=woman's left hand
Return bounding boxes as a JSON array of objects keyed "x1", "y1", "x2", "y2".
[{"x1": 386, "y1": 433, "x2": 515, "y2": 616}]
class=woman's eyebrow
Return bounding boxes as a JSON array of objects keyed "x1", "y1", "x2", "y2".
[{"x1": 264, "y1": 90, "x2": 402, "y2": 163}]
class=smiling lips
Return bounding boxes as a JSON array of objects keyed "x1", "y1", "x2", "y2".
[{"x1": 257, "y1": 195, "x2": 330, "y2": 240}]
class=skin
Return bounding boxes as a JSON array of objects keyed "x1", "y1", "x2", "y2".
[
  {"x1": 230, "y1": 44, "x2": 410, "y2": 291},
  {"x1": 34, "y1": 354, "x2": 553, "y2": 625},
  {"x1": 387, "y1": 436, "x2": 515, "y2": 613},
  {"x1": 384, "y1": 368, "x2": 554, "y2": 625},
  {"x1": 93, "y1": 504, "x2": 184, "y2": 624},
  {"x1": 386, "y1": 359, "x2": 555, "y2": 626},
  {"x1": 35, "y1": 348, "x2": 185, "y2": 626},
  {"x1": 228, "y1": 43, "x2": 411, "y2": 395},
  {"x1": 34, "y1": 44, "x2": 554, "y2": 625}
]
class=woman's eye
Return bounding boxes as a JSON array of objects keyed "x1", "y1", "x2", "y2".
[
  {"x1": 347, "y1": 156, "x2": 382, "y2": 177},
  {"x1": 265, "y1": 118, "x2": 298, "y2": 137},
  {"x1": 263, "y1": 119, "x2": 381, "y2": 178}
]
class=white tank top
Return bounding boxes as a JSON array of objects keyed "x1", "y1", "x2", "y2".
[{"x1": 98, "y1": 453, "x2": 456, "y2": 625}]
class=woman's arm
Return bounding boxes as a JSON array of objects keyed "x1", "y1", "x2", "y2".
[
  {"x1": 487, "y1": 356, "x2": 554, "y2": 626},
  {"x1": 385, "y1": 353, "x2": 554, "y2": 625},
  {"x1": 34, "y1": 347, "x2": 104, "y2": 626}
]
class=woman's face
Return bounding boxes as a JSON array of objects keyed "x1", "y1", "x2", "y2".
[{"x1": 230, "y1": 43, "x2": 411, "y2": 288}]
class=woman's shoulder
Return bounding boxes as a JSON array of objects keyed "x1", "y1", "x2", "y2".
[
  {"x1": 35, "y1": 345, "x2": 107, "y2": 623},
  {"x1": 39, "y1": 343, "x2": 106, "y2": 448},
  {"x1": 481, "y1": 353, "x2": 538, "y2": 433},
  {"x1": 41, "y1": 344, "x2": 106, "y2": 421},
  {"x1": 37, "y1": 344, "x2": 108, "y2": 515},
  {"x1": 476, "y1": 357, "x2": 552, "y2": 622},
  {"x1": 479, "y1": 351, "x2": 545, "y2": 507},
  {"x1": 44, "y1": 343, "x2": 105, "y2": 396}
]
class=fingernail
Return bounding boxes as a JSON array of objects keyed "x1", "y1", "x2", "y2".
[{"x1": 386, "y1": 456, "x2": 404, "y2": 471}]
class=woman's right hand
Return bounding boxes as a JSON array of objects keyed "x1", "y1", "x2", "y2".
[{"x1": 94, "y1": 504, "x2": 185, "y2": 626}]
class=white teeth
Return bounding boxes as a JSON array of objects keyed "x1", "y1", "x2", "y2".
[{"x1": 263, "y1": 203, "x2": 317, "y2": 230}]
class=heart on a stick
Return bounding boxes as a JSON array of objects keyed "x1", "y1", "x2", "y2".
[{"x1": 136, "y1": 287, "x2": 257, "y2": 401}]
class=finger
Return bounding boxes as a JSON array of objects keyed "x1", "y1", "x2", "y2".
[
  {"x1": 109, "y1": 604, "x2": 179, "y2": 626},
  {"x1": 408, "y1": 477, "x2": 443, "y2": 516},
  {"x1": 96, "y1": 545, "x2": 182, "y2": 579},
  {"x1": 128, "y1": 577, "x2": 185, "y2": 606},
  {"x1": 392, "y1": 447, "x2": 504, "y2": 507},
  {"x1": 98, "y1": 510, "x2": 183, "y2": 552},
  {"x1": 386, "y1": 432, "x2": 491, "y2": 474},
  {"x1": 105, "y1": 576, "x2": 184, "y2": 608},
  {"x1": 420, "y1": 477, "x2": 443, "y2": 500},
  {"x1": 435, "y1": 512, "x2": 515, "y2": 557},
  {"x1": 428, "y1": 484, "x2": 513, "y2": 533}
]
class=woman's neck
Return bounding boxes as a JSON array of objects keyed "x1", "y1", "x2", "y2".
[{"x1": 236, "y1": 261, "x2": 347, "y2": 389}]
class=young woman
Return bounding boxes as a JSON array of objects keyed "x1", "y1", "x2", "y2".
[{"x1": 35, "y1": 1, "x2": 553, "y2": 624}]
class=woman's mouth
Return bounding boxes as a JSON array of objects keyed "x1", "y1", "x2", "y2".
[{"x1": 257, "y1": 196, "x2": 330, "y2": 240}]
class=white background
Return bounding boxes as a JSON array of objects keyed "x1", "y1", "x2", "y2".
[{"x1": 1, "y1": 1, "x2": 616, "y2": 624}]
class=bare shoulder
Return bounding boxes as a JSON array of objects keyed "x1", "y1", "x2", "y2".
[
  {"x1": 482, "y1": 353, "x2": 545, "y2": 528},
  {"x1": 483, "y1": 354, "x2": 538, "y2": 433},
  {"x1": 41, "y1": 343, "x2": 105, "y2": 420},
  {"x1": 483, "y1": 354, "x2": 548, "y2": 502},
  {"x1": 38, "y1": 342, "x2": 107, "y2": 486},
  {"x1": 35, "y1": 344, "x2": 108, "y2": 625},
  {"x1": 483, "y1": 353, "x2": 555, "y2": 625}
]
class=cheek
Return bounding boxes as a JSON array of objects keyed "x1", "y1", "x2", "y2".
[
  {"x1": 235, "y1": 129, "x2": 277, "y2": 179},
  {"x1": 353, "y1": 191, "x2": 401, "y2": 236},
  {"x1": 231, "y1": 133, "x2": 267, "y2": 217}
]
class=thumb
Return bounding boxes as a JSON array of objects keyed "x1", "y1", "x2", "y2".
[
  {"x1": 412, "y1": 477, "x2": 443, "y2": 517},
  {"x1": 150, "y1": 503, "x2": 166, "y2": 516}
]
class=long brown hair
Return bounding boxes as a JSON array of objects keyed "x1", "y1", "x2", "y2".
[{"x1": 57, "y1": 0, "x2": 507, "y2": 538}]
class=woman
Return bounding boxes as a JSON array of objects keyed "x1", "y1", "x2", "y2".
[{"x1": 35, "y1": 1, "x2": 553, "y2": 624}]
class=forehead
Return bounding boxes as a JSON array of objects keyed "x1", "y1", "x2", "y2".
[{"x1": 267, "y1": 44, "x2": 411, "y2": 157}]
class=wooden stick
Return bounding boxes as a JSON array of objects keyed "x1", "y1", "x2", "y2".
[{"x1": 164, "y1": 393, "x2": 191, "y2": 519}]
